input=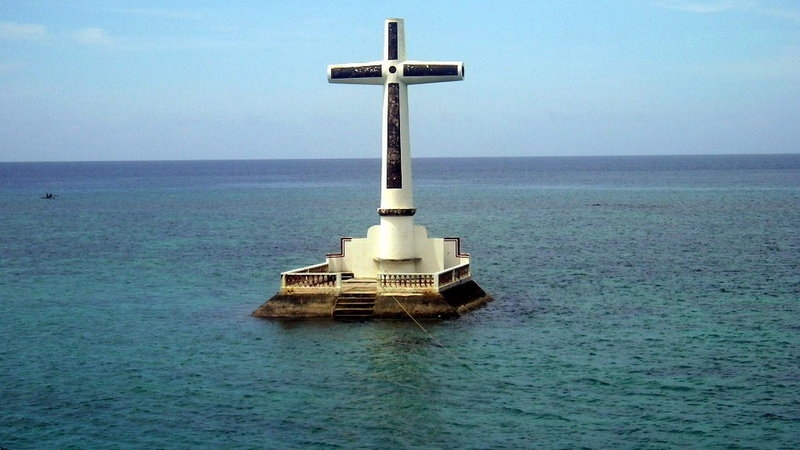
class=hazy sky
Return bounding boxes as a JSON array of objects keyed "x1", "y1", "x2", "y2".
[{"x1": 2, "y1": 1, "x2": 799, "y2": 161}]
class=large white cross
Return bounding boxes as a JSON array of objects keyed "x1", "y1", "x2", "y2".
[
  {"x1": 327, "y1": 18, "x2": 463, "y2": 268},
  {"x1": 327, "y1": 18, "x2": 464, "y2": 218}
]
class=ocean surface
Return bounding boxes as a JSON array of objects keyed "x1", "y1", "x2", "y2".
[{"x1": 1, "y1": 155, "x2": 799, "y2": 449}]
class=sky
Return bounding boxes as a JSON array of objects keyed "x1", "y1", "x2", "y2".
[{"x1": 1, "y1": 0, "x2": 799, "y2": 161}]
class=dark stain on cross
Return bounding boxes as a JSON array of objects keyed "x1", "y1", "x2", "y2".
[{"x1": 386, "y1": 83, "x2": 402, "y2": 188}]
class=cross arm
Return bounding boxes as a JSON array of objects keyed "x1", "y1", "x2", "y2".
[
  {"x1": 401, "y1": 61, "x2": 464, "y2": 84},
  {"x1": 328, "y1": 60, "x2": 464, "y2": 86},
  {"x1": 328, "y1": 62, "x2": 385, "y2": 85}
]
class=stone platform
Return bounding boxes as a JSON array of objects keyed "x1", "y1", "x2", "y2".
[{"x1": 252, "y1": 278, "x2": 491, "y2": 320}]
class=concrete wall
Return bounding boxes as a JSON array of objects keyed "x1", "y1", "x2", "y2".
[{"x1": 327, "y1": 224, "x2": 467, "y2": 277}]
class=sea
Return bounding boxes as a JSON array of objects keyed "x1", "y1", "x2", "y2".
[{"x1": 1, "y1": 155, "x2": 798, "y2": 449}]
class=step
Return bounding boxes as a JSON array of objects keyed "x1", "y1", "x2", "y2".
[
  {"x1": 334, "y1": 300, "x2": 375, "y2": 309},
  {"x1": 333, "y1": 294, "x2": 376, "y2": 319}
]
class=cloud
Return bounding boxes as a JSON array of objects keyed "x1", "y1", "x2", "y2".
[
  {"x1": 651, "y1": 1, "x2": 800, "y2": 23},
  {"x1": 103, "y1": 7, "x2": 204, "y2": 21},
  {"x1": 73, "y1": 28, "x2": 114, "y2": 46},
  {"x1": 651, "y1": 0, "x2": 754, "y2": 13},
  {"x1": 0, "y1": 22, "x2": 47, "y2": 40}
]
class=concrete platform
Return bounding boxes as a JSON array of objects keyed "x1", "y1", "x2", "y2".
[{"x1": 252, "y1": 278, "x2": 491, "y2": 320}]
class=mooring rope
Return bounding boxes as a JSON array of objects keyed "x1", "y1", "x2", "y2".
[
  {"x1": 392, "y1": 296, "x2": 444, "y2": 348},
  {"x1": 391, "y1": 296, "x2": 498, "y2": 384}
]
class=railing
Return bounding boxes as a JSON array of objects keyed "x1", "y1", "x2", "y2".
[
  {"x1": 378, "y1": 273, "x2": 435, "y2": 291},
  {"x1": 437, "y1": 263, "x2": 471, "y2": 289},
  {"x1": 437, "y1": 262, "x2": 472, "y2": 290},
  {"x1": 280, "y1": 262, "x2": 471, "y2": 293},
  {"x1": 378, "y1": 263, "x2": 471, "y2": 292},
  {"x1": 280, "y1": 263, "x2": 341, "y2": 291}
]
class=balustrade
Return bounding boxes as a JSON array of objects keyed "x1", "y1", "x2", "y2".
[
  {"x1": 379, "y1": 273, "x2": 435, "y2": 289},
  {"x1": 280, "y1": 262, "x2": 471, "y2": 292},
  {"x1": 378, "y1": 263, "x2": 471, "y2": 292},
  {"x1": 284, "y1": 273, "x2": 338, "y2": 288},
  {"x1": 281, "y1": 263, "x2": 340, "y2": 290},
  {"x1": 437, "y1": 263, "x2": 471, "y2": 289}
]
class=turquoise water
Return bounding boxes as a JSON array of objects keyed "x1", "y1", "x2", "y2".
[{"x1": 1, "y1": 156, "x2": 799, "y2": 448}]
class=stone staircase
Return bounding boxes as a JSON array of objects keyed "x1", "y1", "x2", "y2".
[{"x1": 332, "y1": 292, "x2": 376, "y2": 320}]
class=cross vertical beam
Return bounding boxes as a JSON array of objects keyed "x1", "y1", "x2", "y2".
[
  {"x1": 386, "y1": 82, "x2": 402, "y2": 189},
  {"x1": 386, "y1": 21, "x2": 400, "y2": 60}
]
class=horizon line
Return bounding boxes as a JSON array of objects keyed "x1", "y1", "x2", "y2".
[{"x1": 2, "y1": 152, "x2": 798, "y2": 164}]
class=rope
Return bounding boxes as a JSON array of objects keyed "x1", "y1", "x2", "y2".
[
  {"x1": 392, "y1": 296, "x2": 444, "y2": 348},
  {"x1": 391, "y1": 296, "x2": 496, "y2": 383}
]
